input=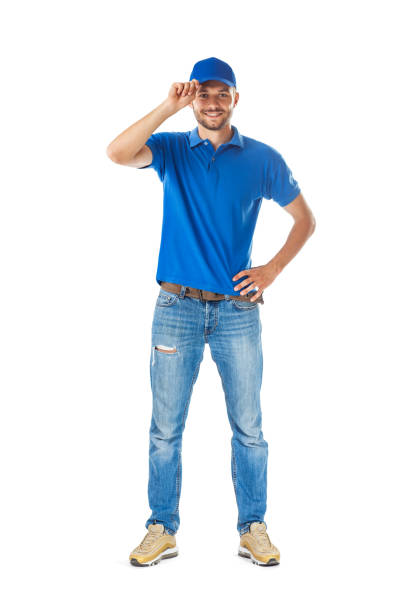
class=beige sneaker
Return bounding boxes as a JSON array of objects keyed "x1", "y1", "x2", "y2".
[
  {"x1": 129, "y1": 523, "x2": 178, "y2": 566},
  {"x1": 238, "y1": 521, "x2": 280, "y2": 566}
]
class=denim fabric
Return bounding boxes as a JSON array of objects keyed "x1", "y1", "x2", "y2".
[{"x1": 145, "y1": 285, "x2": 268, "y2": 536}]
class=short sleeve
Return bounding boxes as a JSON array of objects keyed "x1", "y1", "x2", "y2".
[
  {"x1": 137, "y1": 132, "x2": 165, "y2": 182},
  {"x1": 263, "y1": 148, "x2": 301, "y2": 206}
]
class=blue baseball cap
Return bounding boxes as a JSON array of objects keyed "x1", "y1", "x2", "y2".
[{"x1": 189, "y1": 57, "x2": 237, "y2": 89}]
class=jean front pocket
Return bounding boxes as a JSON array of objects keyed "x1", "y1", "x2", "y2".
[
  {"x1": 156, "y1": 290, "x2": 179, "y2": 308},
  {"x1": 231, "y1": 299, "x2": 259, "y2": 311}
]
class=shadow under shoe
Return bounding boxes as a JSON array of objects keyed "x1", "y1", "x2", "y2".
[{"x1": 129, "y1": 523, "x2": 178, "y2": 566}]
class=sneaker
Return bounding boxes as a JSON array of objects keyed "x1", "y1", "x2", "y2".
[
  {"x1": 238, "y1": 521, "x2": 280, "y2": 566},
  {"x1": 129, "y1": 523, "x2": 178, "y2": 566}
]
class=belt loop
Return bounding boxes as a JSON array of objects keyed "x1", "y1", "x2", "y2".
[
  {"x1": 180, "y1": 285, "x2": 187, "y2": 299},
  {"x1": 199, "y1": 289, "x2": 204, "y2": 302}
]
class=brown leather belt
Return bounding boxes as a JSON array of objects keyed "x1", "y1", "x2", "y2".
[{"x1": 159, "y1": 281, "x2": 264, "y2": 304}]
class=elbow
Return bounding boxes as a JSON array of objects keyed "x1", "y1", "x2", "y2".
[
  {"x1": 310, "y1": 215, "x2": 316, "y2": 235},
  {"x1": 294, "y1": 214, "x2": 316, "y2": 237},
  {"x1": 106, "y1": 146, "x2": 122, "y2": 164},
  {"x1": 306, "y1": 211, "x2": 317, "y2": 236},
  {"x1": 106, "y1": 141, "x2": 128, "y2": 164}
]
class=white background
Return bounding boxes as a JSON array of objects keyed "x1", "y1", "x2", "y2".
[{"x1": 1, "y1": 0, "x2": 407, "y2": 610}]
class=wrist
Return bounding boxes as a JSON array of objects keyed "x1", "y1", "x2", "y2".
[
  {"x1": 266, "y1": 258, "x2": 284, "y2": 276},
  {"x1": 159, "y1": 99, "x2": 178, "y2": 118}
]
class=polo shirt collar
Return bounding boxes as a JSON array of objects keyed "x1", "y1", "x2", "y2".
[{"x1": 189, "y1": 124, "x2": 244, "y2": 149}]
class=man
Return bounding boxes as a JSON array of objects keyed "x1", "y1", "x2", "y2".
[{"x1": 107, "y1": 57, "x2": 316, "y2": 567}]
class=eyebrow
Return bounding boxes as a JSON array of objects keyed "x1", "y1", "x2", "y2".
[{"x1": 198, "y1": 87, "x2": 229, "y2": 92}]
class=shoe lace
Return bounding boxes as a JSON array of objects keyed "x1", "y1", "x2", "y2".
[
  {"x1": 136, "y1": 529, "x2": 162, "y2": 552},
  {"x1": 252, "y1": 523, "x2": 273, "y2": 551}
]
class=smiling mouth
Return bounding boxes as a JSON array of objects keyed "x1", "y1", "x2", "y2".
[{"x1": 204, "y1": 112, "x2": 223, "y2": 117}]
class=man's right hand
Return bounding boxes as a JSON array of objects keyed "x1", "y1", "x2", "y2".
[
  {"x1": 106, "y1": 79, "x2": 200, "y2": 165},
  {"x1": 165, "y1": 79, "x2": 200, "y2": 114}
]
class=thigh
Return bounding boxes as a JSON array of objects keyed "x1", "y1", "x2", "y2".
[
  {"x1": 151, "y1": 288, "x2": 205, "y2": 354},
  {"x1": 208, "y1": 299, "x2": 262, "y2": 379},
  {"x1": 150, "y1": 290, "x2": 205, "y2": 428},
  {"x1": 207, "y1": 300, "x2": 263, "y2": 430}
]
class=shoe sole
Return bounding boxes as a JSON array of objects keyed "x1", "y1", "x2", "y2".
[
  {"x1": 130, "y1": 546, "x2": 179, "y2": 567},
  {"x1": 238, "y1": 546, "x2": 280, "y2": 566}
]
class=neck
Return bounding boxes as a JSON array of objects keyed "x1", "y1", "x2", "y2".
[{"x1": 197, "y1": 123, "x2": 234, "y2": 150}]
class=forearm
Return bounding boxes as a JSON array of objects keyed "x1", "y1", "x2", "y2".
[
  {"x1": 267, "y1": 217, "x2": 315, "y2": 274},
  {"x1": 106, "y1": 100, "x2": 175, "y2": 163}
]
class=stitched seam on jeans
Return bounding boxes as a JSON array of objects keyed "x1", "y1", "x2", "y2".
[
  {"x1": 174, "y1": 448, "x2": 182, "y2": 514},
  {"x1": 232, "y1": 445, "x2": 238, "y2": 496},
  {"x1": 212, "y1": 303, "x2": 219, "y2": 332}
]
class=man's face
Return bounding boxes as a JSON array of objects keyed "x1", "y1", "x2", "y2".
[{"x1": 189, "y1": 80, "x2": 239, "y2": 131}]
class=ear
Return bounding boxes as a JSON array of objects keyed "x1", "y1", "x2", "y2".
[{"x1": 234, "y1": 91, "x2": 239, "y2": 107}]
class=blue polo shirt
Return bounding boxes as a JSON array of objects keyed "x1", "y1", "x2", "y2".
[{"x1": 139, "y1": 124, "x2": 301, "y2": 296}]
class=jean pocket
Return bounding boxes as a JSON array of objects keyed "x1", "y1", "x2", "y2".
[
  {"x1": 231, "y1": 299, "x2": 259, "y2": 311},
  {"x1": 156, "y1": 290, "x2": 179, "y2": 307}
]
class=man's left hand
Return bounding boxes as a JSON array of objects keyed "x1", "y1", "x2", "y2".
[{"x1": 232, "y1": 262, "x2": 282, "y2": 302}]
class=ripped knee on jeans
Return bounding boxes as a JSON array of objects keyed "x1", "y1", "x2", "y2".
[{"x1": 155, "y1": 345, "x2": 177, "y2": 354}]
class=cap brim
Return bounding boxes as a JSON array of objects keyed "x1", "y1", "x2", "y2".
[{"x1": 195, "y1": 75, "x2": 235, "y2": 88}]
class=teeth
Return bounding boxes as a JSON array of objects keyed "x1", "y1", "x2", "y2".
[{"x1": 205, "y1": 112, "x2": 222, "y2": 116}]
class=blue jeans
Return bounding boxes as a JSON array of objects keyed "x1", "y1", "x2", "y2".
[{"x1": 145, "y1": 285, "x2": 268, "y2": 536}]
